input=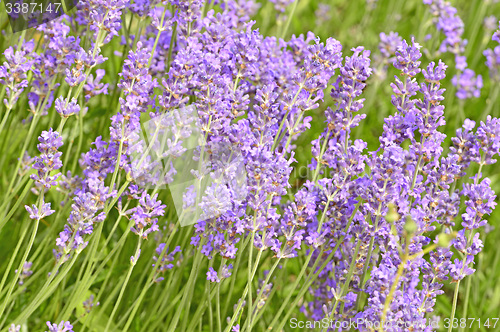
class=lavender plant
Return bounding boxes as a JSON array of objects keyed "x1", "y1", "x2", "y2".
[{"x1": 0, "y1": 0, "x2": 499, "y2": 331}]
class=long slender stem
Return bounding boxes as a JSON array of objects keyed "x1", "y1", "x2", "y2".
[
  {"x1": 149, "y1": 5, "x2": 168, "y2": 68},
  {"x1": 274, "y1": 247, "x2": 338, "y2": 330},
  {"x1": 480, "y1": 85, "x2": 499, "y2": 120},
  {"x1": 166, "y1": 22, "x2": 177, "y2": 70}
]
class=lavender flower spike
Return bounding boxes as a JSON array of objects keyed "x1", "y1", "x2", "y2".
[{"x1": 30, "y1": 129, "x2": 64, "y2": 192}]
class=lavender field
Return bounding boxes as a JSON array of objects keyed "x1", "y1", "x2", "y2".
[{"x1": 0, "y1": 0, "x2": 500, "y2": 331}]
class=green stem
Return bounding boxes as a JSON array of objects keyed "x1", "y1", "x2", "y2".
[
  {"x1": 224, "y1": 239, "x2": 265, "y2": 332},
  {"x1": 448, "y1": 280, "x2": 461, "y2": 332},
  {"x1": 10, "y1": 255, "x2": 73, "y2": 325},
  {"x1": 0, "y1": 179, "x2": 33, "y2": 232},
  {"x1": 465, "y1": 0, "x2": 488, "y2": 61},
  {"x1": 0, "y1": 106, "x2": 12, "y2": 136},
  {"x1": 448, "y1": 230, "x2": 474, "y2": 332},
  {"x1": 222, "y1": 236, "x2": 250, "y2": 319},
  {"x1": 122, "y1": 225, "x2": 179, "y2": 331},
  {"x1": 208, "y1": 260, "x2": 215, "y2": 332},
  {"x1": 216, "y1": 278, "x2": 222, "y2": 332},
  {"x1": 166, "y1": 22, "x2": 178, "y2": 70},
  {"x1": 104, "y1": 238, "x2": 142, "y2": 332},
  {"x1": 271, "y1": 79, "x2": 307, "y2": 151},
  {"x1": 245, "y1": 232, "x2": 256, "y2": 331},
  {"x1": 70, "y1": 110, "x2": 85, "y2": 173},
  {"x1": 272, "y1": 199, "x2": 361, "y2": 331},
  {"x1": 3, "y1": 112, "x2": 40, "y2": 203},
  {"x1": 459, "y1": 275, "x2": 472, "y2": 332},
  {"x1": 108, "y1": 124, "x2": 126, "y2": 194},
  {"x1": 149, "y1": 5, "x2": 169, "y2": 67},
  {"x1": 380, "y1": 246, "x2": 408, "y2": 329},
  {"x1": 311, "y1": 130, "x2": 331, "y2": 183},
  {"x1": 186, "y1": 286, "x2": 218, "y2": 332}
]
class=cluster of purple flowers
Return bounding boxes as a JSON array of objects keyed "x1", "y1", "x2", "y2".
[{"x1": 1, "y1": 0, "x2": 500, "y2": 331}]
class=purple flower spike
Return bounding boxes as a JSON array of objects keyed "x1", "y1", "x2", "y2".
[
  {"x1": 461, "y1": 178, "x2": 497, "y2": 230},
  {"x1": 452, "y1": 69, "x2": 483, "y2": 99},
  {"x1": 485, "y1": 20, "x2": 500, "y2": 80},
  {"x1": 331, "y1": 46, "x2": 372, "y2": 114},
  {"x1": 476, "y1": 116, "x2": 500, "y2": 165},
  {"x1": 424, "y1": 0, "x2": 467, "y2": 57}
]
